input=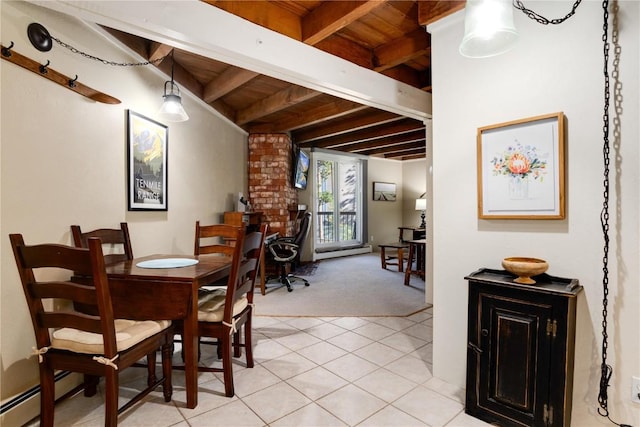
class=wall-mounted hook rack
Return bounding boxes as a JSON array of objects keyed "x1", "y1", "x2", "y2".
[{"x1": 1, "y1": 43, "x2": 120, "y2": 105}]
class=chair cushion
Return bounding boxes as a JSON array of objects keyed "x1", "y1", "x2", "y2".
[
  {"x1": 51, "y1": 319, "x2": 171, "y2": 354},
  {"x1": 197, "y1": 289, "x2": 248, "y2": 322}
]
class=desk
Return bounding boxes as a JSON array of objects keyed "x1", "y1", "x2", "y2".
[
  {"x1": 398, "y1": 227, "x2": 426, "y2": 242},
  {"x1": 104, "y1": 254, "x2": 231, "y2": 409},
  {"x1": 404, "y1": 239, "x2": 426, "y2": 286}
]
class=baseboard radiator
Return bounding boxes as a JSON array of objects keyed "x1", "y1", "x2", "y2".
[
  {"x1": 0, "y1": 371, "x2": 81, "y2": 426},
  {"x1": 313, "y1": 244, "x2": 372, "y2": 261}
]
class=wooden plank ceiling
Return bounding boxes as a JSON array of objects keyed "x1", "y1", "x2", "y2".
[{"x1": 105, "y1": 1, "x2": 464, "y2": 160}]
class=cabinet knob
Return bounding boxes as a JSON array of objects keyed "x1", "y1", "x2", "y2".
[{"x1": 481, "y1": 329, "x2": 489, "y2": 337}]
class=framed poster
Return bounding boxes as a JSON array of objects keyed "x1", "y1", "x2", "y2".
[
  {"x1": 477, "y1": 112, "x2": 565, "y2": 219},
  {"x1": 127, "y1": 110, "x2": 168, "y2": 211},
  {"x1": 373, "y1": 182, "x2": 397, "y2": 201}
]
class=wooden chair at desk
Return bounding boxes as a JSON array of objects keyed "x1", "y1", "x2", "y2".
[{"x1": 10, "y1": 234, "x2": 174, "y2": 427}]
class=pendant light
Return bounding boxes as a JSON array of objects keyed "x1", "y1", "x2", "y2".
[
  {"x1": 459, "y1": 0, "x2": 518, "y2": 58},
  {"x1": 158, "y1": 50, "x2": 189, "y2": 122}
]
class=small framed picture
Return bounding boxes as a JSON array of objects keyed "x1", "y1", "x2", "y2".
[
  {"x1": 373, "y1": 182, "x2": 397, "y2": 201},
  {"x1": 477, "y1": 112, "x2": 565, "y2": 219},
  {"x1": 127, "y1": 110, "x2": 168, "y2": 211}
]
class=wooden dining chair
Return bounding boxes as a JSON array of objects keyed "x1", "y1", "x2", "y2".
[
  {"x1": 71, "y1": 223, "x2": 133, "y2": 265},
  {"x1": 10, "y1": 234, "x2": 174, "y2": 427},
  {"x1": 197, "y1": 223, "x2": 267, "y2": 396},
  {"x1": 71, "y1": 222, "x2": 160, "y2": 381},
  {"x1": 176, "y1": 222, "x2": 266, "y2": 396}
]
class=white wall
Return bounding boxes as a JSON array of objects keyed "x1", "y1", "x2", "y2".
[
  {"x1": 402, "y1": 158, "x2": 428, "y2": 228},
  {"x1": 428, "y1": 1, "x2": 639, "y2": 425},
  {"x1": 1, "y1": 1, "x2": 247, "y2": 403},
  {"x1": 368, "y1": 157, "x2": 405, "y2": 245}
]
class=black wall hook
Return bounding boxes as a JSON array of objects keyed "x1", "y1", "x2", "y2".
[
  {"x1": 1, "y1": 41, "x2": 14, "y2": 57},
  {"x1": 39, "y1": 59, "x2": 50, "y2": 74},
  {"x1": 68, "y1": 75, "x2": 78, "y2": 88}
]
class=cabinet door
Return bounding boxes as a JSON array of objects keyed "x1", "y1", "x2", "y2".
[{"x1": 478, "y1": 292, "x2": 553, "y2": 426}]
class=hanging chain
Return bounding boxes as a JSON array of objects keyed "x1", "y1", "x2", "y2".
[
  {"x1": 597, "y1": 0, "x2": 617, "y2": 423},
  {"x1": 513, "y1": 0, "x2": 583, "y2": 25},
  {"x1": 51, "y1": 36, "x2": 169, "y2": 67}
]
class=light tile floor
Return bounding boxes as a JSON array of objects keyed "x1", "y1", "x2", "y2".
[{"x1": 27, "y1": 307, "x2": 491, "y2": 426}]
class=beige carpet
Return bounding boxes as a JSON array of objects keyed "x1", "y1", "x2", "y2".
[{"x1": 255, "y1": 252, "x2": 429, "y2": 317}]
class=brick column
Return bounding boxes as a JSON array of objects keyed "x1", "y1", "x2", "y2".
[{"x1": 248, "y1": 134, "x2": 297, "y2": 238}]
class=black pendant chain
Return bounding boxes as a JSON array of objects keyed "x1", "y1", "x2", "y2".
[
  {"x1": 513, "y1": 0, "x2": 583, "y2": 25},
  {"x1": 598, "y1": 1, "x2": 632, "y2": 427},
  {"x1": 52, "y1": 36, "x2": 169, "y2": 67},
  {"x1": 598, "y1": 0, "x2": 612, "y2": 419}
]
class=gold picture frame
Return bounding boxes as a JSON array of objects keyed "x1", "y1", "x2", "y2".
[{"x1": 477, "y1": 112, "x2": 565, "y2": 219}]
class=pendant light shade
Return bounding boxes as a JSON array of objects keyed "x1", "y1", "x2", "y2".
[
  {"x1": 459, "y1": 0, "x2": 518, "y2": 58},
  {"x1": 158, "y1": 51, "x2": 189, "y2": 122},
  {"x1": 159, "y1": 81, "x2": 189, "y2": 122}
]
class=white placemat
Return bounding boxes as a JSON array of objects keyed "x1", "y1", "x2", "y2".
[{"x1": 136, "y1": 258, "x2": 199, "y2": 269}]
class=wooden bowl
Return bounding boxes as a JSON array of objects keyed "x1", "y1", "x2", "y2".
[{"x1": 502, "y1": 257, "x2": 549, "y2": 284}]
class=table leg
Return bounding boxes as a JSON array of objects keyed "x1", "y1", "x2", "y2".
[
  {"x1": 404, "y1": 243, "x2": 415, "y2": 286},
  {"x1": 380, "y1": 247, "x2": 387, "y2": 269},
  {"x1": 259, "y1": 245, "x2": 266, "y2": 295},
  {"x1": 184, "y1": 289, "x2": 199, "y2": 409},
  {"x1": 398, "y1": 248, "x2": 404, "y2": 273}
]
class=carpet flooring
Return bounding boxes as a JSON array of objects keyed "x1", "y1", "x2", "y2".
[{"x1": 256, "y1": 252, "x2": 429, "y2": 317}]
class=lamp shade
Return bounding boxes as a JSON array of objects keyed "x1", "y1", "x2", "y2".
[
  {"x1": 459, "y1": 0, "x2": 518, "y2": 58},
  {"x1": 159, "y1": 93, "x2": 189, "y2": 122},
  {"x1": 415, "y1": 198, "x2": 427, "y2": 211}
]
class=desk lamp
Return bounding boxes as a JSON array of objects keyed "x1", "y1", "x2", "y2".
[{"x1": 415, "y1": 196, "x2": 426, "y2": 229}]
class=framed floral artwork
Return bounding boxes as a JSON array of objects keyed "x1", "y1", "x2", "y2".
[{"x1": 477, "y1": 112, "x2": 565, "y2": 219}]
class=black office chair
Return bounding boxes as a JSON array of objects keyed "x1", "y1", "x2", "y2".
[{"x1": 268, "y1": 211, "x2": 312, "y2": 292}]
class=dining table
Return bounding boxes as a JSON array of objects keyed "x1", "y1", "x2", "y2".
[{"x1": 103, "y1": 254, "x2": 231, "y2": 409}]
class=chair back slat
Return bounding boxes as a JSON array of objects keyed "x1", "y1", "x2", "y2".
[
  {"x1": 71, "y1": 223, "x2": 133, "y2": 265},
  {"x1": 40, "y1": 312, "x2": 102, "y2": 334},
  {"x1": 233, "y1": 224, "x2": 268, "y2": 305},
  {"x1": 194, "y1": 221, "x2": 241, "y2": 256},
  {"x1": 10, "y1": 234, "x2": 118, "y2": 357},
  {"x1": 30, "y1": 281, "x2": 98, "y2": 305}
]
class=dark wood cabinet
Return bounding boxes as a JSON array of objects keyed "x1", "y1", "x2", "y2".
[
  {"x1": 223, "y1": 211, "x2": 263, "y2": 231},
  {"x1": 465, "y1": 269, "x2": 582, "y2": 427}
]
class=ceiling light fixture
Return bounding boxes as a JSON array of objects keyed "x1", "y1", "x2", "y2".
[
  {"x1": 459, "y1": 0, "x2": 518, "y2": 58},
  {"x1": 158, "y1": 50, "x2": 189, "y2": 122}
]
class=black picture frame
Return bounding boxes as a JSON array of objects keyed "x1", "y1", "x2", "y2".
[{"x1": 127, "y1": 110, "x2": 168, "y2": 211}]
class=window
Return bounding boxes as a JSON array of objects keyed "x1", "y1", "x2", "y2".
[{"x1": 313, "y1": 151, "x2": 365, "y2": 250}]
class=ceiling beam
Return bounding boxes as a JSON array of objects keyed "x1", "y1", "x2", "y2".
[
  {"x1": 374, "y1": 29, "x2": 431, "y2": 71},
  {"x1": 30, "y1": 0, "x2": 431, "y2": 121},
  {"x1": 418, "y1": 1, "x2": 465, "y2": 27},
  {"x1": 302, "y1": 1, "x2": 386, "y2": 45},
  {"x1": 292, "y1": 110, "x2": 403, "y2": 143},
  {"x1": 300, "y1": 119, "x2": 424, "y2": 149},
  {"x1": 203, "y1": 67, "x2": 259, "y2": 102},
  {"x1": 250, "y1": 99, "x2": 368, "y2": 133},
  {"x1": 236, "y1": 85, "x2": 321, "y2": 125},
  {"x1": 204, "y1": 0, "x2": 303, "y2": 39},
  {"x1": 359, "y1": 141, "x2": 425, "y2": 156}
]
